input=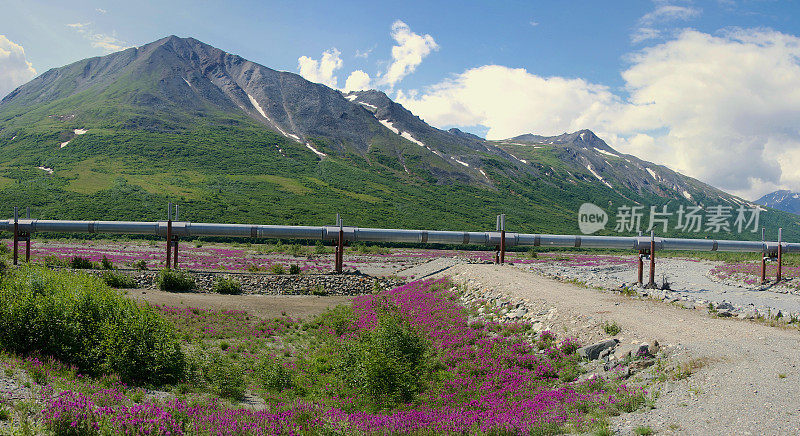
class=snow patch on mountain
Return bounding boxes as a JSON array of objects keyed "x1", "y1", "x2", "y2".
[
  {"x1": 586, "y1": 164, "x2": 613, "y2": 188},
  {"x1": 451, "y1": 157, "x2": 469, "y2": 167},
  {"x1": 306, "y1": 142, "x2": 326, "y2": 157},
  {"x1": 379, "y1": 119, "x2": 400, "y2": 135},
  {"x1": 594, "y1": 147, "x2": 618, "y2": 158}
]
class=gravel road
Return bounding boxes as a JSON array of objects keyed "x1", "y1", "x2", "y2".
[
  {"x1": 525, "y1": 256, "x2": 800, "y2": 316},
  {"x1": 439, "y1": 264, "x2": 800, "y2": 435}
]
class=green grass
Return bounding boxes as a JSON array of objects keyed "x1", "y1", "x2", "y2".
[{"x1": 603, "y1": 321, "x2": 622, "y2": 336}]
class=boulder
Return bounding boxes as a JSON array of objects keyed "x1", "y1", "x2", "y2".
[{"x1": 577, "y1": 339, "x2": 619, "y2": 360}]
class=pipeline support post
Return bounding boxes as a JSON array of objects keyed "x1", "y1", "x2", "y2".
[
  {"x1": 12, "y1": 207, "x2": 18, "y2": 265},
  {"x1": 777, "y1": 228, "x2": 783, "y2": 283},
  {"x1": 637, "y1": 250, "x2": 644, "y2": 285},
  {"x1": 760, "y1": 227, "x2": 767, "y2": 285},
  {"x1": 166, "y1": 203, "x2": 173, "y2": 269},
  {"x1": 647, "y1": 230, "x2": 656, "y2": 288},
  {"x1": 172, "y1": 204, "x2": 179, "y2": 269},
  {"x1": 336, "y1": 215, "x2": 344, "y2": 274},
  {"x1": 500, "y1": 214, "x2": 506, "y2": 265}
]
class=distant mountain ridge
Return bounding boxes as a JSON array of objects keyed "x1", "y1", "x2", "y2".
[
  {"x1": 0, "y1": 35, "x2": 797, "y2": 238},
  {"x1": 756, "y1": 190, "x2": 800, "y2": 215}
]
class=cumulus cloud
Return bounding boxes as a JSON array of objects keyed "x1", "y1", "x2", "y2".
[
  {"x1": 397, "y1": 28, "x2": 800, "y2": 200},
  {"x1": 0, "y1": 35, "x2": 36, "y2": 99},
  {"x1": 297, "y1": 48, "x2": 343, "y2": 89},
  {"x1": 380, "y1": 20, "x2": 438, "y2": 88},
  {"x1": 66, "y1": 22, "x2": 129, "y2": 53},
  {"x1": 344, "y1": 70, "x2": 371, "y2": 92}
]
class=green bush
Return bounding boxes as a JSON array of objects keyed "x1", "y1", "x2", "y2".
[
  {"x1": 100, "y1": 256, "x2": 113, "y2": 270},
  {"x1": 101, "y1": 271, "x2": 137, "y2": 289},
  {"x1": 268, "y1": 264, "x2": 285, "y2": 275},
  {"x1": 257, "y1": 359, "x2": 295, "y2": 392},
  {"x1": 70, "y1": 256, "x2": 95, "y2": 269},
  {"x1": 132, "y1": 259, "x2": 148, "y2": 271},
  {"x1": 156, "y1": 269, "x2": 196, "y2": 293},
  {"x1": 212, "y1": 277, "x2": 242, "y2": 295},
  {"x1": 205, "y1": 354, "x2": 246, "y2": 401},
  {"x1": 338, "y1": 304, "x2": 432, "y2": 410},
  {"x1": 289, "y1": 264, "x2": 301, "y2": 275},
  {"x1": 43, "y1": 255, "x2": 68, "y2": 268},
  {"x1": 0, "y1": 266, "x2": 185, "y2": 385}
]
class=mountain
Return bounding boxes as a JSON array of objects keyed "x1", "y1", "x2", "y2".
[
  {"x1": 1, "y1": 35, "x2": 798, "y2": 239},
  {"x1": 756, "y1": 190, "x2": 800, "y2": 215}
]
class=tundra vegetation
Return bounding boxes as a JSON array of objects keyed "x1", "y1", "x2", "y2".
[{"x1": 0, "y1": 263, "x2": 646, "y2": 434}]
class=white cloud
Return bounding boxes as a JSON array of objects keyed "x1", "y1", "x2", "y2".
[
  {"x1": 397, "y1": 28, "x2": 800, "y2": 200},
  {"x1": 344, "y1": 70, "x2": 371, "y2": 92},
  {"x1": 529, "y1": 20, "x2": 539, "y2": 27},
  {"x1": 396, "y1": 65, "x2": 621, "y2": 140},
  {"x1": 380, "y1": 20, "x2": 438, "y2": 88},
  {"x1": 66, "y1": 22, "x2": 129, "y2": 53},
  {"x1": 297, "y1": 48, "x2": 343, "y2": 89},
  {"x1": 355, "y1": 47, "x2": 373, "y2": 59},
  {"x1": 640, "y1": 5, "x2": 701, "y2": 25},
  {"x1": 632, "y1": 3, "x2": 701, "y2": 44},
  {"x1": 631, "y1": 27, "x2": 662, "y2": 43},
  {"x1": 0, "y1": 35, "x2": 36, "y2": 99},
  {"x1": 96, "y1": 8, "x2": 107, "y2": 14}
]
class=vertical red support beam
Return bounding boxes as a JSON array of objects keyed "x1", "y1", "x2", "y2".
[
  {"x1": 760, "y1": 227, "x2": 766, "y2": 285},
  {"x1": 166, "y1": 202, "x2": 173, "y2": 269},
  {"x1": 777, "y1": 227, "x2": 783, "y2": 283},
  {"x1": 499, "y1": 213, "x2": 506, "y2": 265},
  {"x1": 336, "y1": 228, "x2": 344, "y2": 273},
  {"x1": 648, "y1": 231, "x2": 656, "y2": 287},
  {"x1": 25, "y1": 235, "x2": 30, "y2": 263},
  {"x1": 637, "y1": 250, "x2": 644, "y2": 285},
  {"x1": 173, "y1": 238, "x2": 179, "y2": 269},
  {"x1": 12, "y1": 207, "x2": 18, "y2": 266}
]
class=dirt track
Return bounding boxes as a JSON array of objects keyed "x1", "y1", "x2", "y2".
[
  {"x1": 437, "y1": 264, "x2": 800, "y2": 435},
  {"x1": 126, "y1": 288, "x2": 353, "y2": 320}
]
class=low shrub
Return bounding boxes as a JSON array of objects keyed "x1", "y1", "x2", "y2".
[
  {"x1": 0, "y1": 266, "x2": 185, "y2": 385},
  {"x1": 156, "y1": 269, "x2": 196, "y2": 293},
  {"x1": 132, "y1": 259, "x2": 148, "y2": 271},
  {"x1": 100, "y1": 255, "x2": 113, "y2": 270},
  {"x1": 246, "y1": 264, "x2": 261, "y2": 273},
  {"x1": 42, "y1": 255, "x2": 67, "y2": 268},
  {"x1": 101, "y1": 271, "x2": 137, "y2": 289},
  {"x1": 212, "y1": 277, "x2": 242, "y2": 295},
  {"x1": 70, "y1": 256, "x2": 94, "y2": 269},
  {"x1": 205, "y1": 354, "x2": 246, "y2": 401},
  {"x1": 338, "y1": 304, "x2": 433, "y2": 410},
  {"x1": 289, "y1": 264, "x2": 301, "y2": 275},
  {"x1": 268, "y1": 264, "x2": 285, "y2": 275},
  {"x1": 257, "y1": 359, "x2": 295, "y2": 392}
]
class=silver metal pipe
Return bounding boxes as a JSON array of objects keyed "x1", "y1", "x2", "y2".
[{"x1": 1, "y1": 218, "x2": 798, "y2": 253}]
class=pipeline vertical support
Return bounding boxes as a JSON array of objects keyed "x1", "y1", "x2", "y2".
[
  {"x1": 648, "y1": 230, "x2": 656, "y2": 288},
  {"x1": 499, "y1": 214, "x2": 506, "y2": 265},
  {"x1": 760, "y1": 227, "x2": 766, "y2": 285},
  {"x1": 777, "y1": 228, "x2": 783, "y2": 283},
  {"x1": 13, "y1": 207, "x2": 18, "y2": 266},
  {"x1": 172, "y1": 204, "x2": 179, "y2": 269},
  {"x1": 637, "y1": 250, "x2": 644, "y2": 285},
  {"x1": 166, "y1": 203, "x2": 173, "y2": 269},
  {"x1": 25, "y1": 233, "x2": 30, "y2": 263},
  {"x1": 336, "y1": 215, "x2": 344, "y2": 274}
]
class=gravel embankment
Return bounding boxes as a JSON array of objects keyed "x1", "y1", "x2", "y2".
[{"x1": 438, "y1": 264, "x2": 800, "y2": 435}]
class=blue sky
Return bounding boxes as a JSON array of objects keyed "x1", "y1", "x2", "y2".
[{"x1": 1, "y1": 0, "x2": 800, "y2": 199}]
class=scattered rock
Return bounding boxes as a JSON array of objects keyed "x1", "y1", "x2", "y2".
[{"x1": 577, "y1": 339, "x2": 619, "y2": 360}]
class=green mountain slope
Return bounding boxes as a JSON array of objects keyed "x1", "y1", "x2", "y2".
[{"x1": 1, "y1": 35, "x2": 798, "y2": 240}]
